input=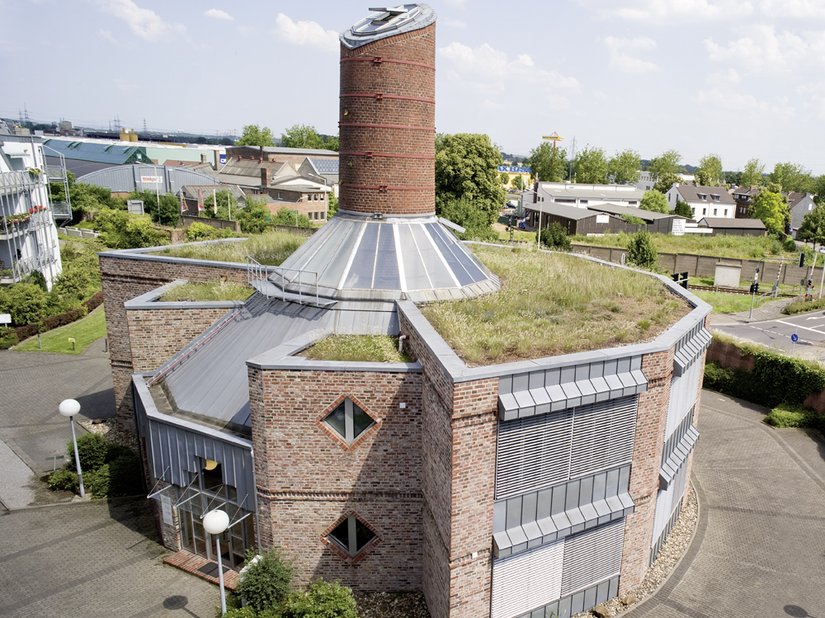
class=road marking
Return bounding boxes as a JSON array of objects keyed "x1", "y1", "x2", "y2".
[
  {"x1": 775, "y1": 319, "x2": 825, "y2": 335},
  {"x1": 806, "y1": 316, "x2": 825, "y2": 321}
]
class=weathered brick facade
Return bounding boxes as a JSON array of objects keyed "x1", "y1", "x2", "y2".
[
  {"x1": 620, "y1": 349, "x2": 673, "y2": 593},
  {"x1": 250, "y1": 366, "x2": 424, "y2": 590},
  {"x1": 100, "y1": 253, "x2": 248, "y2": 443}
]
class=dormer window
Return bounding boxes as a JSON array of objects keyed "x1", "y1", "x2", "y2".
[{"x1": 697, "y1": 193, "x2": 707, "y2": 201}]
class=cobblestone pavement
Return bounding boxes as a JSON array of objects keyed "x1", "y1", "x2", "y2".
[
  {"x1": 0, "y1": 500, "x2": 218, "y2": 617},
  {"x1": 0, "y1": 343, "x2": 218, "y2": 617},
  {"x1": 628, "y1": 391, "x2": 825, "y2": 617}
]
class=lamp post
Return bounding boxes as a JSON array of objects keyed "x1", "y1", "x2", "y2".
[
  {"x1": 203, "y1": 509, "x2": 230, "y2": 616},
  {"x1": 58, "y1": 398, "x2": 85, "y2": 498}
]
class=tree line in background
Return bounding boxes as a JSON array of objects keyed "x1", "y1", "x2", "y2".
[{"x1": 236, "y1": 123, "x2": 339, "y2": 151}]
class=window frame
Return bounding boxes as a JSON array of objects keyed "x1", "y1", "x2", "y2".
[
  {"x1": 323, "y1": 512, "x2": 379, "y2": 561},
  {"x1": 319, "y1": 395, "x2": 378, "y2": 447}
]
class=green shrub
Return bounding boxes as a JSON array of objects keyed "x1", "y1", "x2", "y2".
[
  {"x1": 236, "y1": 549, "x2": 293, "y2": 613},
  {"x1": 222, "y1": 608, "x2": 257, "y2": 618},
  {"x1": 540, "y1": 222, "x2": 571, "y2": 251},
  {"x1": 47, "y1": 468, "x2": 79, "y2": 492},
  {"x1": 186, "y1": 221, "x2": 231, "y2": 242},
  {"x1": 283, "y1": 580, "x2": 358, "y2": 618},
  {"x1": 86, "y1": 464, "x2": 111, "y2": 498},
  {"x1": 626, "y1": 230, "x2": 658, "y2": 269},
  {"x1": 70, "y1": 432, "x2": 109, "y2": 472},
  {"x1": 0, "y1": 282, "x2": 50, "y2": 325},
  {"x1": 764, "y1": 403, "x2": 814, "y2": 428},
  {"x1": 782, "y1": 296, "x2": 825, "y2": 315},
  {"x1": 0, "y1": 327, "x2": 18, "y2": 349}
]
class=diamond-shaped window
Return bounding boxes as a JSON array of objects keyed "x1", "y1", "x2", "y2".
[
  {"x1": 328, "y1": 514, "x2": 376, "y2": 557},
  {"x1": 323, "y1": 398, "x2": 375, "y2": 444}
]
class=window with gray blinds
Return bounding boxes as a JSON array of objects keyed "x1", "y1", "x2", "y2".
[
  {"x1": 496, "y1": 396, "x2": 638, "y2": 501},
  {"x1": 561, "y1": 519, "x2": 624, "y2": 596}
]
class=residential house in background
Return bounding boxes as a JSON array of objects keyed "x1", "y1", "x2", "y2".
[
  {"x1": 0, "y1": 134, "x2": 63, "y2": 289},
  {"x1": 788, "y1": 192, "x2": 817, "y2": 238},
  {"x1": 531, "y1": 182, "x2": 645, "y2": 209},
  {"x1": 666, "y1": 185, "x2": 735, "y2": 220},
  {"x1": 732, "y1": 187, "x2": 759, "y2": 218}
]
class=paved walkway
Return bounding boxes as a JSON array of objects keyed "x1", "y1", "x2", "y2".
[{"x1": 629, "y1": 391, "x2": 825, "y2": 617}]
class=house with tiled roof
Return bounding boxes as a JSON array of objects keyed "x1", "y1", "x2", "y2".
[
  {"x1": 666, "y1": 185, "x2": 735, "y2": 220},
  {"x1": 788, "y1": 192, "x2": 817, "y2": 238}
]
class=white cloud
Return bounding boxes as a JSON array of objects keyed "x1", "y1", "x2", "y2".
[
  {"x1": 797, "y1": 82, "x2": 825, "y2": 120},
  {"x1": 204, "y1": 8, "x2": 233, "y2": 21},
  {"x1": 441, "y1": 18, "x2": 467, "y2": 29},
  {"x1": 95, "y1": 0, "x2": 183, "y2": 40},
  {"x1": 705, "y1": 25, "x2": 809, "y2": 72},
  {"x1": 274, "y1": 13, "x2": 338, "y2": 53},
  {"x1": 609, "y1": 0, "x2": 752, "y2": 22},
  {"x1": 603, "y1": 36, "x2": 659, "y2": 73},
  {"x1": 439, "y1": 41, "x2": 579, "y2": 99},
  {"x1": 97, "y1": 28, "x2": 116, "y2": 43},
  {"x1": 759, "y1": 0, "x2": 825, "y2": 18}
]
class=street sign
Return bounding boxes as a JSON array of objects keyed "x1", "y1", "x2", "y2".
[
  {"x1": 791, "y1": 333, "x2": 799, "y2": 343},
  {"x1": 0, "y1": 313, "x2": 10, "y2": 325}
]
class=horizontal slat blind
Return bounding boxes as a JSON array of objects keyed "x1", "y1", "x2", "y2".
[
  {"x1": 561, "y1": 519, "x2": 624, "y2": 596},
  {"x1": 491, "y1": 539, "x2": 565, "y2": 618}
]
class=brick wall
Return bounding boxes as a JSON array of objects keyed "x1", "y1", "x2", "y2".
[
  {"x1": 100, "y1": 253, "x2": 248, "y2": 444},
  {"x1": 251, "y1": 366, "x2": 423, "y2": 590},
  {"x1": 620, "y1": 349, "x2": 673, "y2": 593}
]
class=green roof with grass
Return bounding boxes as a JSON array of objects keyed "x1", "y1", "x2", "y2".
[
  {"x1": 302, "y1": 335, "x2": 413, "y2": 363},
  {"x1": 420, "y1": 245, "x2": 691, "y2": 365},
  {"x1": 151, "y1": 231, "x2": 307, "y2": 266},
  {"x1": 158, "y1": 281, "x2": 252, "y2": 302}
]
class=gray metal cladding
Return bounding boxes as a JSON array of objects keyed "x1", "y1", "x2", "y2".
[
  {"x1": 492, "y1": 465, "x2": 634, "y2": 558},
  {"x1": 673, "y1": 324, "x2": 711, "y2": 376},
  {"x1": 561, "y1": 519, "x2": 624, "y2": 596},
  {"x1": 146, "y1": 418, "x2": 254, "y2": 512},
  {"x1": 660, "y1": 408, "x2": 699, "y2": 489},
  {"x1": 495, "y1": 396, "x2": 638, "y2": 500},
  {"x1": 498, "y1": 356, "x2": 647, "y2": 421}
]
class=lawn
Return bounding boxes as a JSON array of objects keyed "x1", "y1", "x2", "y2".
[
  {"x1": 15, "y1": 306, "x2": 107, "y2": 354},
  {"x1": 153, "y1": 230, "x2": 306, "y2": 266},
  {"x1": 302, "y1": 335, "x2": 412, "y2": 363},
  {"x1": 570, "y1": 232, "x2": 805, "y2": 261},
  {"x1": 690, "y1": 290, "x2": 756, "y2": 314},
  {"x1": 158, "y1": 281, "x2": 253, "y2": 302},
  {"x1": 421, "y1": 245, "x2": 691, "y2": 365}
]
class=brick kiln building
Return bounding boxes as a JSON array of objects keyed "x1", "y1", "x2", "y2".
[{"x1": 99, "y1": 6, "x2": 710, "y2": 618}]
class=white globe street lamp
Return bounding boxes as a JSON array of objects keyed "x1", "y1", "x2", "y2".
[
  {"x1": 58, "y1": 398, "x2": 85, "y2": 498},
  {"x1": 203, "y1": 508, "x2": 230, "y2": 616}
]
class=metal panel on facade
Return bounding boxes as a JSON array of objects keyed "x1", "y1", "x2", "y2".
[{"x1": 491, "y1": 538, "x2": 565, "y2": 618}]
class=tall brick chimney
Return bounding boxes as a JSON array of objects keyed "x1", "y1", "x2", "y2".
[
  {"x1": 338, "y1": 5, "x2": 436, "y2": 216},
  {"x1": 261, "y1": 167, "x2": 269, "y2": 190}
]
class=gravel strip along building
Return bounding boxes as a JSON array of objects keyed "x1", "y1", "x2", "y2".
[{"x1": 99, "y1": 5, "x2": 710, "y2": 618}]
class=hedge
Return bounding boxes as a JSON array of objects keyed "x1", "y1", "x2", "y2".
[
  {"x1": 705, "y1": 341, "x2": 825, "y2": 407},
  {"x1": 13, "y1": 291, "x2": 103, "y2": 341}
]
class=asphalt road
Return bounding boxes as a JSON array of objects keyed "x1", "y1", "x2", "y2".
[{"x1": 713, "y1": 309, "x2": 825, "y2": 361}]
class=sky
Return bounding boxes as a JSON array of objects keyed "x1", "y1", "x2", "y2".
[{"x1": 2, "y1": 0, "x2": 825, "y2": 174}]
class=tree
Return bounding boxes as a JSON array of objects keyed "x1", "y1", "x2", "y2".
[
  {"x1": 640, "y1": 190, "x2": 669, "y2": 213},
  {"x1": 649, "y1": 150, "x2": 681, "y2": 193},
  {"x1": 237, "y1": 198, "x2": 271, "y2": 234},
  {"x1": 280, "y1": 124, "x2": 325, "y2": 149},
  {"x1": 235, "y1": 548, "x2": 293, "y2": 613},
  {"x1": 770, "y1": 162, "x2": 815, "y2": 194},
  {"x1": 156, "y1": 194, "x2": 180, "y2": 226},
  {"x1": 572, "y1": 146, "x2": 609, "y2": 184},
  {"x1": 626, "y1": 231, "x2": 658, "y2": 269},
  {"x1": 439, "y1": 196, "x2": 498, "y2": 241},
  {"x1": 740, "y1": 158, "x2": 765, "y2": 188},
  {"x1": 528, "y1": 141, "x2": 567, "y2": 182},
  {"x1": 500, "y1": 172, "x2": 510, "y2": 186},
  {"x1": 695, "y1": 154, "x2": 724, "y2": 186},
  {"x1": 539, "y1": 222, "x2": 571, "y2": 251},
  {"x1": 236, "y1": 124, "x2": 275, "y2": 147},
  {"x1": 752, "y1": 188, "x2": 789, "y2": 235},
  {"x1": 797, "y1": 204, "x2": 825, "y2": 248},
  {"x1": 608, "y1": 149, "x2": 640, "y2": 184},
  {"x1": 674, "y1": 199, "x2": 693, "y2": 218},
  {"x1": 512, "y1": 175, "x2": 525, "y2": 190},
  {"x1": 435, "y1": 133, "x2": 504, "y2": 226},
  {"x1": 199, "y1": 190, "x2": 238, "y2": 220}
]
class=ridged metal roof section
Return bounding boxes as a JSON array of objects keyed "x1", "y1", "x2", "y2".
[
  {"x1": 163, "y1": 297, "x2": 332, "y2": 429},
  {"x1": 673, "y1": 326, "x2": 711, "y2": 376},
  {"x1": 42, "y1": 138, "x2": 145, "y2": 164},
  {"x1": 275, "y1": 212, "x2": 499, "y2": 301},
  {"x1": 340, "y1": 4, "x2": 435, "y2": 49},
  {"x1": 498, "y1": 356, "x2": 647, "y2": 421},
  {"x1": 78, "y1": 164, "x2": 218, "y2": 194}
]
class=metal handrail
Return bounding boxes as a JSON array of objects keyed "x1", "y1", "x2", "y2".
[{"x1": 246, "y1": 256, "x2": 319, "y2": 305}]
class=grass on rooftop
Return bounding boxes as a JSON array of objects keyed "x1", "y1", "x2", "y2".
[
  {"x1": 420, "y1": 245, "x2": 690, "y2": 365},
  {"x1": 158, "y1": 281, "x2": 252, "y2": 302},
  {"x1": 153, "y1": 231, "x2": 306, "y2": 266},
  {"x1": 302, "y1": 335, "x2": 413, "y2": 363},
  {"x1": 15, "y1": 306, "x2": 107, "y2": 355},
  {"x1": 570, "y1": 232, "x2": 803, "y2": 261}
]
